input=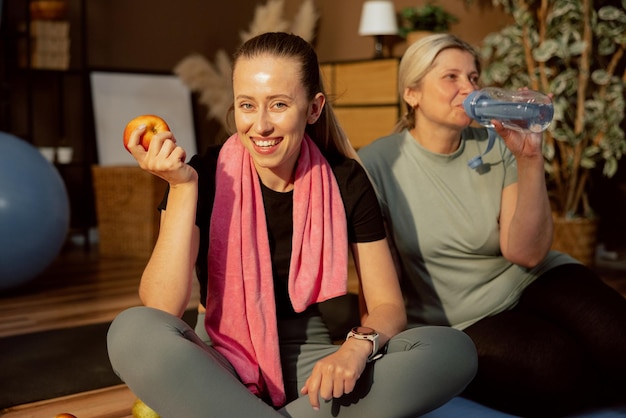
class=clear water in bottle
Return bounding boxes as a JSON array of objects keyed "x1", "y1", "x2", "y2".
[{"x1": 463, "y1": 87, "x2": 554, "y2": 133}]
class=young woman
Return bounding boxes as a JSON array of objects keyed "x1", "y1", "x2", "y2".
[
  {"x1": 107, "y1": 32, "x2": 477, "y2": 418},
  {"x1": 358, "y1": 33, "x2": 626, "y2": 417}
]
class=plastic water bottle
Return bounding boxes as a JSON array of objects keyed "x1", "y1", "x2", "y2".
[{"x1": 463, "y1": 87, "x2": 554, "y2": 133}]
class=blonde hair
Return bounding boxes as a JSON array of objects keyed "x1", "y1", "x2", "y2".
[
  {"x1": 394, "y1": 34, "x2": 481, "y2": 133},
  {"x1": 233, "y1": 32, "x2": 359, "y2": 161}
]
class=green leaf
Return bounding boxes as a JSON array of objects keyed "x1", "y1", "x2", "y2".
[
  {"x1": 598, "y1": 6, "x2": 625, "y2": 21},
  {"x1": 580, "y1": 157, "x2": 597, "y2": 169},
  {"x1": 543, "y1": 142, "x2": 555, "y2": 160},
  {"x1": 603, "y1": 158, "x2": 618, "y2": 177},
  {"x1": 534, "y1": 40, "x2": 559, "y2": 62},
  {"x1": 591, "y1": 69, "x2": 611, "y2": 85}
]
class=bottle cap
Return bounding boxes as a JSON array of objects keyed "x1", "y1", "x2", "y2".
[{"x1": 463, "y1": 90, "x2": 486, "y2": 119}]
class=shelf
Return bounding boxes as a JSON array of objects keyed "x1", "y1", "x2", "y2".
[{"x1": 1, "y1": 0, "x2": 97, "y2": 245}]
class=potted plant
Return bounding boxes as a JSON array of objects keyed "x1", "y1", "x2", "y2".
[
  {"x1": 399, "y1": 1, "x2": 459, "y2": 44},
  {"x1": 479, "y1": 0, "x2": 626, "y2": 264}
]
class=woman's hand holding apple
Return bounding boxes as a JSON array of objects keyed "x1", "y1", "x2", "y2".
[{"x1": 123, "y1": 114, "x2": 197, "y2": 186}]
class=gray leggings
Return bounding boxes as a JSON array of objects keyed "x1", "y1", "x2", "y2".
[{"x1": 107, "y1": 306, "x2": 476, "y2": 418}]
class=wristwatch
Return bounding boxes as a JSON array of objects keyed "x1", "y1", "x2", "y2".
[{"x1": 346, "y1": 326, "x2": 382, "y2": 362}]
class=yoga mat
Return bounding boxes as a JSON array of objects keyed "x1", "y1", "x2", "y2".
[{"x1": 0, "y1": 310, "x2": 197, "y2": 409}]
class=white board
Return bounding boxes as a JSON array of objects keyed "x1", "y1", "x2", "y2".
[{"x1": 90, "y1": 71, "x2": 197, "y2": 166}]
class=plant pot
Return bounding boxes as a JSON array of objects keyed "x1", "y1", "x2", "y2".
[
  {"x1": 406, "y1": 30, "x2": 435, "y2": 46},
  {"x1": 552, "y1": 216, "x2": 598, "y2": 266}
]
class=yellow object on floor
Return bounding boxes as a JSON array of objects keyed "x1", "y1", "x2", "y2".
[{"x1": 132, "y1": 399, "x2": 160, "y2": 418}]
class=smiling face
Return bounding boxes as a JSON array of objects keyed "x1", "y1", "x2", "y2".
[
  {"x1": 233, "y1": 53, "x2": 324, "y2": 191},
  {"x1": 405, "y1": 48, "x2": 480, "y2": 132}
]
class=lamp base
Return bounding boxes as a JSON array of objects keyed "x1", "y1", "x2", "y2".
[{"x1": 372, "y1": 34, "x2": 385, "y2": 59}]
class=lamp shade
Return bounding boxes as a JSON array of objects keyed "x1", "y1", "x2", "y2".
[{"x1": 358, "y1": 1, "x2": 398, "y2": 36}]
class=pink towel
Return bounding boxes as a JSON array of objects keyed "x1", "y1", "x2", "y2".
[{"x1": 204, "y1": 133, "x2": 348, "y2": 407}]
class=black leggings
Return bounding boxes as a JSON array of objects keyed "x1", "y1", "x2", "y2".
[{"x1": 462, "y1": 263, "x2": 626, "y2": 417}]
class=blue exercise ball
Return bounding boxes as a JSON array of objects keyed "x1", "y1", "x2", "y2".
[{"x1": 0, "y1": 132, "x2": 70, "y2": 291}]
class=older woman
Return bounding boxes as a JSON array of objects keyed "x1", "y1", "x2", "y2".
[{"x1": 359, "y1": 33, "x2": 626, "y2": 417}]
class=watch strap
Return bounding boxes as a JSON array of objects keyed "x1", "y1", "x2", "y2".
[{"x1": 346, "y1": 327, "x2": 382, "y2": 362}]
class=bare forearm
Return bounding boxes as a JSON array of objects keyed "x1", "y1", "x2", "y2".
[
  {"x1": 505, "y1": 157, "x2": 553, "y2": 266},
  {"x1": 362, "y1": 303, "x2": 406, "y2": 347},
  {"x1": 139, "y1": 182, "x2": 199, "y2": 316},
  {"x1": 353, "y1": 239, "x2": 407, "y2": 346}
]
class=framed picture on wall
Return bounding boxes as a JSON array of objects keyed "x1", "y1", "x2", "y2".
[{"x1": 90, "y1": 71, "x2": 197, "y2": 166}]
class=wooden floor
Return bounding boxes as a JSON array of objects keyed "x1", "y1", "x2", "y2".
[
  {"x1": 0, "y1": 250, "x2": 147, "y2": 339},
  {"x1": 0, "y1": 242, "x2": 199, "y2": 418},
  {"x1": 0, "y1": 241, "x2": 624, "y2": 417},
  {"x1": 0, "y1": 385, "x2": 137, "y2": 418}
]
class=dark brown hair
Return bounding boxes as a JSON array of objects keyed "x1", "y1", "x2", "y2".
[{"x1": 232, "y1": 32, "x2": 358, "y2": 160}]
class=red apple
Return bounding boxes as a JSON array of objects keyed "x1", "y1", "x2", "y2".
[{"x1": 123, "y1": 114, "x2": 170, "y2": 152}]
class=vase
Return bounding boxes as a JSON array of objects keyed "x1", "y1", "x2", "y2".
[
  {"x1": 56, "y1": 146, "x2": 73, "y2": 164},
  {"x1": 552, "y1": 216, "x2": 598, "y2": 266}
]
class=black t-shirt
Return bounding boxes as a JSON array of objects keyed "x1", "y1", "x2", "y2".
[{"x1": 159, "y1": 144, "x2": 386, "y2": 319}]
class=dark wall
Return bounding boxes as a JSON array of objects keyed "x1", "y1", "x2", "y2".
[
  {"x1": 85, "y1": 0, "x2": 255, "y2": 72},
  {"x1": 83, "y1": 1, "x2": 265, "y2": 149}
]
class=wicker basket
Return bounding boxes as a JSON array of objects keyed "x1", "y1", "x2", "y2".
[
  {"x1": 552, "y1": 216, "x2": 598, "y2": 266},
  {"x1": 92, "y1": 165, "x2": 167, "y2": 259}
]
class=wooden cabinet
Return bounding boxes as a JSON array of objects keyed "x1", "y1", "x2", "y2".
[{"x1": 321, "y1": 58, "x2": 399, "y2": 149}]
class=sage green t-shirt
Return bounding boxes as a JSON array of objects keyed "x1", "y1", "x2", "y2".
[{"x1": 358, "y1": 128, "x2": 577, "y2": 330}]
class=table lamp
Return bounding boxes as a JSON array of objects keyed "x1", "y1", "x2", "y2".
[{"x1": 358, "y1": 0, "x2": 398, "y2": 59}]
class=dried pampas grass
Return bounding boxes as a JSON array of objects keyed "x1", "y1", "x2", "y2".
[
  {"x1": 240, "y1": 0, "x2": 289, "y2": 43},
  {"x1": 174, "y1": 50, "x2": 233, "y2": 126},
  {"x1": 174, "y1": 0, "x2": 319, "y2": 130},
  {"x1": 291, "y1": 0, "x2": 318, "y2": 43}
]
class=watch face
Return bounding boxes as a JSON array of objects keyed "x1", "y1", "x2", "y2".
[
  {"x1": 348, "y1": 326, "x2": 380, "y2": 362},
  {"x1": 353, "y1": 326, "x2": 376, "y2": 335}
]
